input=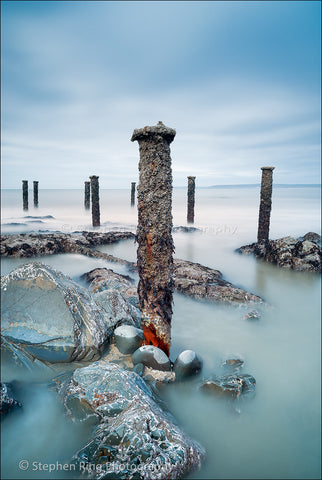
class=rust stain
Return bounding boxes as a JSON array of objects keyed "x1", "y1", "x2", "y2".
[
  {"x1": 151, "y1": 161, "x2": 155, "y2": 171},
  {"x1": 143, "y1": 324, "x2": 170, "y2": 357}
]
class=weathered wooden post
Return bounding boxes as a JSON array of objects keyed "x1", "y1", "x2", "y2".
[
  {"x1": 84, "y1": 181, "x2": 90, "y2": 209},
  {"x1": 33, "y1": 181, "x2": 39, "y2": 208},
  {"x1": 90, "y1": 175, "x2": 100, "y2": 227},
  {"x1": 257, "y1": 167, "x2": 275, "y2": 242},
  {"x1": 187, "y1": 176, "x2": 196, "y2": 223},
  {"x1": 22, "y1": 180, "x2": 28, "y2": 211},
  {"x1": 131, "y1": 182, "x2": 136, "y2": 206},
  {"x1": 131, "y1": 121, "x2": 176, "y2": 356}
]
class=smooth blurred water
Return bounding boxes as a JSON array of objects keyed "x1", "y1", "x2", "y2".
[{"x1": 1, "y1": 186, "x2": 321, "y2": 479}]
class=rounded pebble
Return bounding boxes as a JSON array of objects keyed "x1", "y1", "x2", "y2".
[
  {"x1": 114, "y1": 325, "x2": 144, "y2": 355},
  {"x1": 132, "y1": 345, "x2": 171, "y2": 371},
  {"x1": 173, "y1": 349, "x2": 203, "y2": 379}
]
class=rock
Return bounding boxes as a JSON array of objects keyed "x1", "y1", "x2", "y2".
[
  {"x1": 1, "y1": 263, "x2": 119, "y2": 363},
  {"x1": 0, "y1": 382, "x2": 22, "y2": 415},
  {"x1": 237, "y1": 233, "x2": 321, "y2": 272},
  {"x1": 94, "y1": 289, "x2": 141, "y2": 329},
  {"x1": 200, "y1": 374, "x2": 256, "y2": 399},
  {"x1": 54, "y1": 361, "x2": 205, "y2": 479},
  {"x1": 221, "y1": 358, "x2": 244, "y2": 374},
  {"x1": 114, "y1": 325, "x2": 144, "y2": 355},
  {"x1": 242, "y1": 310, "x2": 261, "y2": 321},
  {"x1": 132, "y1": 346, "x2": 171, "y2": 372},
  {"x1": 173, "y1": 350, "x2": 203, "y2": 380},
  {"x1": 173, "y1": 259, "x2": 263, "y2": 304},
  {"x1": 172, "y1": 226, "x2": 201, "y2": 233},
  {"x1": 142, "y1": 366, "x2": 176, "y2": 388}
]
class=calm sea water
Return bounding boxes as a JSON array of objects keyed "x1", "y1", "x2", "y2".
[{"x1": 1, "y1": 186, "x2": 321, "y2": 479}]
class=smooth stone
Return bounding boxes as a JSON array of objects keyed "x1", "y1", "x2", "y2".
[
  {"x1": 132, "y1": 345, "x2": 171, "y2": 371},
  {"x1": 114, "y1": 325, "x2": 144, "y2": 354},
  {"x1": 174, "y1": 350, "x2": 203, "y2": 380}
]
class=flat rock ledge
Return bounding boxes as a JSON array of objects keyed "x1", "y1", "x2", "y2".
[
  {"x1": 236, "y1": 232, "x2": 321, "y2": 272},
  {"x1": 1, "y1": 232, "x2": 263, "y2": 304},
  {"x1": 54, "y1": 361, "x2": 205, "y2": 480}
]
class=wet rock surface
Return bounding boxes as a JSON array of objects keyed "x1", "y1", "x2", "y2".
[
  {"x1": 0, "y1": 382, "x2": 22, "y2": 415},
  {"x1": 200, "y1": 374, "x2": 256, "y2": 399},
  {"x1": 114, "y1": 325, "x2": 144, "y2": 355},
  {"x1": 0, "y1": 263, "x2": 125, "y2": 363},
  {"x1": 173, "y1": 259, "x2": 263, "y2": 304},
  {"x1": 173, "y1": 350, "x2": 203, "y2": 380},
  {"x1": 132, "y1": 346, "x2": 171, "y2": 372},
  {"x1": 237, "y1": 233, "x2": 321, "y2": 272},
  {"x1": 54, "y1": 361, "x2": 205, "y2": 480}
]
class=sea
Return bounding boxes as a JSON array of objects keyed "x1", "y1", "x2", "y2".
[{"x1": 1, "y1": 186, "x2": 321, "y2": 480}]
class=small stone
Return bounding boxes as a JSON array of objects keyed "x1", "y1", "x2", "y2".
[
  {"x1": 199, "y1": 373, "x2": 256, "y2": 399},
  {"x1": 132, "y1": 345, "x2": 171, "y2": 371},
  {"x1": 174, "y1": 350, "x2": 203, "y2": 380},
  {"x1": 114, "y1": 325, "x2": 144, "y2": 355},
  {"x1": 242, "y1": 310, "x2": 261, "y2": 321},
  {"x1": 221, "y1": 358, "x2": 244, "y2": 373}
]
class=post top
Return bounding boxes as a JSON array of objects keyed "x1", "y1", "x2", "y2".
[
  {"x1": 131, "y1": 121, "x2": 176, "y2": 144},
  {"x1": 261, "y1": 166, "x2": 275, "y2": 170},
  {"x1": 90, "y1": 175, "x2": 99, "y2": 180},
  {"x1": 187, "y1": 176, "x2": 196, "y2": 180}
]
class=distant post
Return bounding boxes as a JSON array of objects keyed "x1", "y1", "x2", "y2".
[
  {"x1": 257, "y1": 167, "x2": 275, "y2": 242},
  {"x1": 22, "y1": 180, "x2": 28, "y2": 211},
  {"x1": 84, "y1": 181, "x2": 90, "y2": 210},
  {"x1": 90, "y1": 176, "x2": 100, "y2": 227},
  {"x1": 33, "y1": 181, "x2": 39, "y2": 208},
  {"x1": 131, "y1": 182, "x2": 136, "y2": 206},
  {"x1": 131, "y1": 121, "x2": 176, "y2": 356},
  {"x1": 187, "y1": 176, "x2": 196, "y2": 223}
]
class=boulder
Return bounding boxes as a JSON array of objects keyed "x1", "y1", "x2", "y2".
[
  {"x1": 0, "y1": 263, "x2": 128, "y2": 363},
  {"x1": 173, "y1": 350, "x2": 203, "y2": 380},
  {"x1": 0, "y1": 382, "x2": 22, "y2": 415},
  {"x1": 114, "y1": 325, "x2": 144, "y2": 355},
  {"x1": 237, "y1": 233, "x2": 321, "y2": 272},
  {"x1": 200, "y1": 374, "x2": 256, "y2": 399},
  {"x1": 54, "y1": 361, "x2": 205, "y2": 479},
  {"x1": 132, "y1": 346, "x2": 171, "y2": 372}
]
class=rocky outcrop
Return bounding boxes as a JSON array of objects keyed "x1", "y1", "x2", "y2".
[
  {"x1": 1, "y1": 232, "x2": 263, "y2": 304},
  {"x1": 172, "y1": 259, "x2": 263, "y2": 304},
  {"x1": 237, "y1": 233, "x2": 321, "y2": 272},
  {"x1": 1, "y1": 263, "x2": 140, "y2": 363},
  {"x1": 0, "y1": 231, "x2": 134, "y2": 264},
  {"x1": 54, "y1": 361, "x2": 205, "y2": 479}
]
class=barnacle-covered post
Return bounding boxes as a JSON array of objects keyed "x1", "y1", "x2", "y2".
[
  {"x1": 131, "y1": 182, "x2": 136, "y2": 206},
  {"x1": 33, "y1": 181, "x2": 39, "y2": 208},
  {"x1": 187, "y1": 176, "x2": 196, "y2": 223},
  {"x1": 22, "y1": 180, "x2": 28, "y2": 211},
  {"x1": 90, "y1": 175, "x2": 100, "y2": 227},
  {"x1": 257, "y1": 167, "x2": 275, "y2": 242},
  {"x1": 131, "y1": 121, "x2": 176, "y2": 356},
  {"x1": 84, "y1": 181, "x2": 90, "y2": 210}
]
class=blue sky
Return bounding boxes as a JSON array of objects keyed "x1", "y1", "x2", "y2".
[{"x1": 1, "y1": 0, "x2": 321, "y2": 188}]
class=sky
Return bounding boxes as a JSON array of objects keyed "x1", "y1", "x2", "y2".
[{"x1": 1, "y1": 0, "x2": 321, "y2": 189}]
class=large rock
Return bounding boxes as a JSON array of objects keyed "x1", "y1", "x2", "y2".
[
  {"x1": 200, "y1": 374, "x2": 256, "y2": 399},
  {"x1": 173, "y1": 259, "x2": 263, "y2": 304},
  {"x1": 237, "y1": 233, "x2": 321, "y2": 272},
  {"x1": 54, "y1": 361, "x2": 205, "y2": 479},
  {"x1": 0, "y1": 263, "x2": 131, "y2": 363}
]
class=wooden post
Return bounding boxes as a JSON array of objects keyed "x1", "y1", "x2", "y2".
[
  {"x1": 131, "y1": 121, "x2": 176, "y2": 356},
  {"x1": 33, "y1": 181, "x2": 39, "y2": 208},
  {"x1": 90, "y1": 176, "x2": 100, "y2": 227},
  {"x1": 131, "y1": 182, "x2": 136, "y2": 206},
  {"x1": 84, "y1": 181, "x2": 90, "y2": 209},
  {"x1": 257, "y1": 167, "x2": 275, "y2": 242},
  {"x1": 22, "y1": 180, "x2": 28, "y2": 211},
  {"x1": 187, "y1": 176, "x2": 196, "y2": 223}
]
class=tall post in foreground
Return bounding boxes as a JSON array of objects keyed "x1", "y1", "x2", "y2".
[
  {"x1": 90, "y1": 176, "x2": 100, "y2": 227},
  {"x1": 257, "y1": 167, "x2": 275, "y2": 242},
  {"x1": 22, "y1": 180, "x2": 28, "y2": 211},
  {"x1": 84, "y1": 181, "x2": 90, "y2": 209},
  {"x1": 131, "y1": 182, "x2": 136, "y2": 206},
  {"x1": 33, "y1": 181, "x2": 39, "y2": 208},
  {"x1": 131, "y1": 121, "x2": 176, "y2": 356},
  {"x1": 187, "y1": 176, "x2": 196, "y2": 223}
]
